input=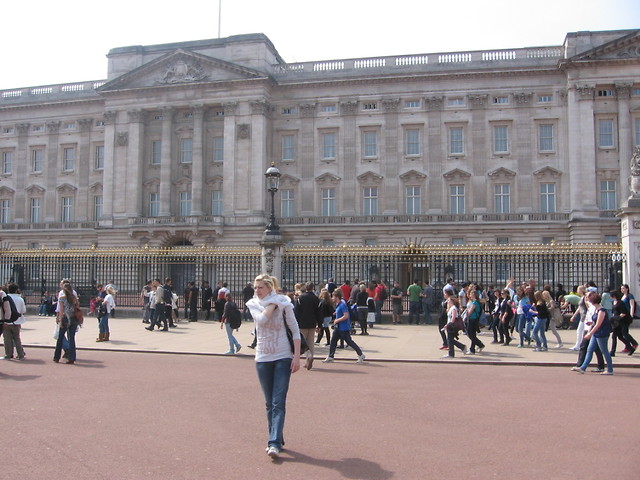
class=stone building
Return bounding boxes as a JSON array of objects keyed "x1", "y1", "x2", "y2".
[{"x1": 0, "y1": 29, "x2": 638, "y2": 249}]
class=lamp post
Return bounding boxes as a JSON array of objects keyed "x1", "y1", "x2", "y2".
[{"x1": 264, "y1": 162, "x2": 281, "y2": 235}]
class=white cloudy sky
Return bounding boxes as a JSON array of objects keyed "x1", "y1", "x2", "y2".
[{"x1": 0, "y1": 0, "x2": 638, "y2": 90}]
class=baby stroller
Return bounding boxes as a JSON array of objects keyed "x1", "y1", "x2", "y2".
[{"x1": 349, "y1": 303, "x2": 360, "y2": 335}]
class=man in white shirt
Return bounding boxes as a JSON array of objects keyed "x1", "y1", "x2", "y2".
[{"x1": 1, "y1": 283, "x2": 27, "y2": 360}]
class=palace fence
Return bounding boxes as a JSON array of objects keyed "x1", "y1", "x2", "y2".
[{"x1": 0, "y1": 243, "x2": 624, "y2": 312}]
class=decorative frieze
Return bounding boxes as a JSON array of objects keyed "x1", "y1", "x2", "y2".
[
  {"x1": 382, "y1": 99, "x2": 400, "y2": 112},
  {"x1": 103, "y1": 111, "x2": 118, "y2": 125},
  {"x1": 78, "y1": 118, "x2": 93, "y2": 131},
  {"x1": 127, "y1": 110, "x2": 147, "y2": 123},
  {"x1": 224, "y1": 102, "x2": 238, "y2": 116},
  {"x1": 424, "y1": 96, "x2": 444, "y2": 111},
  {"x1": 251, "y1": 100, "x2": 273, "y2": 116},
  {"x1": 467, "y1": 94, "x2": 488, "y2": 107},
  {"x1": 513, "y1": 92, "x2": 533, "y2": 105},
  {"x1": 340, "y1": 101, "x2": 358, "y2": 115},
  {"x1": 576, "y1": 85, "x2": 595, "y2": 100},
  {"x1": 46, "y1": 121, "x2": 61, "y2": 134},
  {"x1": 236, "y1": 124, "x2": 251, "y2": 140},
  {"x1": 16, "y1": 123, "x2": 30, "y2": 135},
  {"x1": 116, "y1": 132, "x2": 129, "y2": 146},
  {"x1": 615, "y1": 83, "x2": 633, "y2": 99}
]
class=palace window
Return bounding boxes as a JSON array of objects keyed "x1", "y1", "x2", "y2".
[
  {"x1": 493, "y1": 126, "x2": 509, "y2": 154},
  {"x1": 449, "y1": 127, "x2": 464, "y2": 155},
  {"x1": 211, "y1": 190, "x2": 223, "y2": 216},
  {"x1": 95, "y1": 145, "x2": 104, "y2": 170},
  {"x1": 404, "y1": 100, "x2": 420, "y2": 108},
  {"x1": 321, "y1": 133, "x2": 336, "y2": 160},
  {"x1": 2, "y1": 151, "x2": 13, "y2": 174},
  {"x1": 151, "y1": 140, "x2": 162, "y2": 165},
  {"x1": 30, "y1": 198, "x2": 41, "y2": 223},
  {"x1": 634, "y1": 118, "x2": 640, "y2": 147},
  {"x1": 62, "y1": 147, "x2": 75, "y2": 171},
  {"x1": 493, "y1": 96, "x2": 509, "y2": 104},
  {"x1": 212, "y1": 136, "x2": 224, "y2": 162},
  {"x1": 600, "y1": 180, "x2": 617, "y2": 210},
  {"x1": 540, "y1": 183, "x2": 556, "y2": 213},
  {"x1": 0, "y1": 199, "x2": 10, "y2": 224},
  {"x1": 180, "y1": 138, "x2": 193, "y2": 164},
  {"x1": 363, "y1": 131, "x2": 378, "y2": 158},
  {"x1": 598, "y1": 119, "x2": 615, "y2": 148},
  {"x1": 281, "y1": 134, "x2": 296, "y2": 162},
  {"x1": 450, "y1": 185, "x2": 465, "y2": 214},
  {"x1": 61, "y1": 197, "x2": 74, "y2": 222},
  {"x1": 280, "y1": 189, "x2": 295, "y2": 218},
  {"x1": 405, "y1": 128, "x2": 421, "y2": 156},
  {"x1": 494, "y1": 184, "x2": 510, "y2": 213},
  {"x1": 94, "y1": 195, "x2": 103, "y2": 220},
  {"x1": 179, "y1": 191, "x2": 192, "y2": 216},
  {"x1": 321, "y1": 188, "x2": 335, "y2": 217},
  {"x1": 32, "y1": 149, "x2": 44, "y2": 173},
  {"x1": 363, "y1": 187, "x2": 378, "y2": 215},
  {"x1": 538, "y1": 124, "x2": 554, "y2": 152},
  {"x1": 405, "y1": 186, "x2": 421, "y2": 215},
  {"x1": 538, "y1": 94, "x2": 553, "y2": 103},
  {"x1": 149, "y1": 193, "x2": 159, "y2": 217}
]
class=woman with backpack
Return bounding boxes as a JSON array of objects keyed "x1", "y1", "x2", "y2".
[
  {"x1": 316, "y1": 289, "x2": 334, "y2": 346},
  {"x1": 464, "y1": 289, "x2": 485, "y2": 354},
  {"x1": 54, "y1": 282, "x2": 81, "y2": 364},
  {"x1": 572, "y1": 291, "x2": 614, "y2": 375},
  {"x1": 221, "y1": 292, "x2": 242, "y2": 354},
  {"x1": 97, "y1": 286, "x2": 116, "y2": 342}
]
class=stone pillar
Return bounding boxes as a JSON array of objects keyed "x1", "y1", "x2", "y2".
[
  {"x1": 340, "y1": 101, "x2": 358, "y2": 216},
  {"x1": 14, "y1": 123, "x2": 30, "y2": 221},
  {"x1": 260, "y1": 234, "x2": 285, "y2": 280},
  {"x1": 619, "y1": 147, "x2": 640, "y2": 289},
  {"x1": 159, "y1": 107, "x2": 173, "y2": 217},
  {"x1": 101, "y1": 111, "x2": 117, "y2": 223},
  {"x1": 616, "y1": 83, "x2": 632, "y2": 202},
  {"x1": 77, "y1": 118, "x2": 93, "y2": 221},
  {"x1": 44, "y1": 120, "x2": 61, "y2": 221},
  {"x1": 191, "y1": 105, "x2": 205, "y2": 216},
  {"x1": 126, "y1": 110, "x2": 146, "y2": 217},
  {"x1": 382, "y1": 99, "x2": 399, "y2": 214}
]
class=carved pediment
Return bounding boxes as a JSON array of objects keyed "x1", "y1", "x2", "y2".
[
  {"x1": 279, "y1": 174, "x2": 300, "y2": 188},
  {"x1": 443, "y1": 168, "x2": 471, "y2": 180},
  {"x1": 56, "y1": 183, "x2": 77, "y2": 194},
  {"x1": 143, "y1": 177, "x2": 160, "y2": 190},
  {"x1": 25, "y1": 184, "x2": 45, "y2": 195},
  {"x1": 356, "y1": 171, "x2": 383, "y2": 184},
  {"x1": 399, "y1": 169, "x2": 427, "y2": 183},
  {"x1": 206, "y1": 176, "x2": 224, "y2": 189},
  {"x1": 98, "y1": 49, "x2": 267, "y2": 92},
  {"x1": 566, "y1": 30, "x2": 640, "y2": 63},
  {"x1": 488, "y1": 167, "x2": 516, "y2": 179},
  {"x1": 173, "y1": 176, "x2": 192, "y2": 188},
  {"x1": 88, "y1": 182, "x2": 103, "y2": 194},
  {"x1": 533, "y1": 166, "x2": 562, "y2": 179},
  {"x1": 315, "y1": 173, "x2": 341, "y2": 185},
  {"x1": 0, "y1": 186, "x2": 15, "y2": 197}
]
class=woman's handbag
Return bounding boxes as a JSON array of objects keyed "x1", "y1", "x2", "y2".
[
  {"x1": 283, "y1": 312, "x2": 309, "y2": 355},
  {"x1": 74, "y1": 304, "x2": 84, "y2": 326}
]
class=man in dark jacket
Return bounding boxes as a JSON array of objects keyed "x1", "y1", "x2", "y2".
[{"x1": 295, "y1": 282, "x2": 322, "y2": 370}]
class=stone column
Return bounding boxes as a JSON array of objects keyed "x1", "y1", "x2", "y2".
[
  {"x1": 340, "y1": 100, "x2": 358, "y2": 216},
  {"x1": 260, "y1": 236, "x2": 285, "y2": 280},
  {"x1": 382, "y1": 99, "x2": 399, "y2": 214},
  {"x1": 101, "y1": 111, "x2": 117, "y2": 223},
  {"x1": 299, "y1": 103, "x2": 316, "y2": 213},
  {"x1": 159, "y1": 107, "x2": 173, "y2": 217},
  {"x1": 77, "y1": 118, "x2": 93, "y2": 221},
  {"x1": 425, "y1": 96, "x2": 443, "y2": 211},
  {"x1": 619, "y1": 147, "x2": 640, "y2": 288},
  {"x1": 44, "y1": 120, "x2": 61, "y2": 221},
  {"x1": 616, "y1": 83, "x2": 632, "y2": 202},
  {"x1": 14, "y1": 123, "x2": 30, "y2": 221},
  {"x1": 190, "y1": 105, "x2": 205, "y2": 216},
  {"x1": 127, "y1": 110, "x2": 146, "y2": 217}
]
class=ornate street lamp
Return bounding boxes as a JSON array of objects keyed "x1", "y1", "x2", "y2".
[{"x1": 264, "y1": 162, "x2": 281, "y2": 235}]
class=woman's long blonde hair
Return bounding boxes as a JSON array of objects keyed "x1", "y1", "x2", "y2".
[{"x1": 254, "y1": 274, "x2": 279, "y2": 293}]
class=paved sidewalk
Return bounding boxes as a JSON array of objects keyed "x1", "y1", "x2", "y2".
[{"x1": 13, "y1": 313, "x2": 640, "y2": 367}]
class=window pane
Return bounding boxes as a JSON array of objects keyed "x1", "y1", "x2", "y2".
[
  {"x1": 598, "y1": 120, "x2": 614, "y2": 148},
  {"x1": 322, "y1": 188, "x2": 335, "y2": 216},
  {"x1": 600, "y1": 180, "x2": 616, "y2": 210},
  {"x1": 213, "y1": 137, "x2": 224, "y2": 162},
  {"x1": 280, "y1": 189, "x2": 295, "y2": 217},
  {"x1": 179, "y1": 191, "x2": 192, "y2": 216},
  {"x1": 211, "y1": 190, "x2": 223, "y2": 215},
  {"x1": 363, "y1": 187, "x2": 378, "y2": 215},
  {"x1": 406, "y1": 186, "x2": 421, "y2": 214},
  {"x1": 282, "y1": 135, "x2": 295, "y2": 161},
  {"x1": 363, "y1": 132, "x2": 377, "y2": 157},
  {"x1": 61, "y1": 197, "x2": 73, "y2": 222},
  {"x1": 494, "y1": 126, "x2": 508, "y2": 153},
  {"x1": 63, "y1": 148, "x2": 75, "y2": 171},
  {"x1": 2, "y1": 151, "x2": 13, "y2": 174},
  {"x1": 95, "y1": 145, "x2": 105, "y2": 169},
  {"x1": 450, "y1": 185, "x2": 465, "y2": 214},
  {"x1": 540, "y1": 183, "x2": 556, "y2": 213},
  {"x1": 94, "y1": 196, "x2": 103, "y2": 220},
  {"x1": 405, "y1": 129, "x2": 420, "y2": 156},
  {"x1": 151, "y1": 141, "x2": 162, "y2": 165},
  {"x1": 322, "y1": 133, "x2": 336, "y2": 159},
  {"x1": 494, "y1": 184, "x2": 510, "y2": 213},
  {"x1": 539, "y1": 124, "x2": 554, "y2": 151},
  {"x1": 32, "y1": 149, "x2": 43, "y2": 172},
  {"x1": 149, "y1": 193, "x2": 159, "y2": 217},
  {"x1": 449, "y1": 127, "x2": 464, "y2": 154},
  {"x1": 30, "y1": 198, "x2": 41, "y2": 223},
  {"x1": 181, "y1": 138, "x2": 193, "y2": 163},
  {"x1": 0, "y1": 200, "x2": 10, "y2": 224}
]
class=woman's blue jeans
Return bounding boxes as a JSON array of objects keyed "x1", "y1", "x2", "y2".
[
  {"x1": 515, "y1": 314, "x2": 530, "y2": 345},
  {"x1": 580, "y1": 335, "x2": 613, "y2": 373},
  {"x1": 256, "y1": 357, "x2": 292, "y2": 449},
  {"x1": 225, "y1": 322, "x2": 240, "y2": 351},
  {"x1": 99, "y1": 313, "x2": 110, "y2": 334},
  {"x1": 532, "y1": 316, "x2": 547, "y2": 348}
]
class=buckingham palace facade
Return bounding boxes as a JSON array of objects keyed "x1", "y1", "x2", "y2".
[{"x1": 0, "y1": 29, "x2": 639, "y2": 249}]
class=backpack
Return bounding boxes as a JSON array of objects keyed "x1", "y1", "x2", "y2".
[
  {"x1": 378, "y1": 287, "x2": 388, "y2": 301},
  {"x1": 2, "y1": 294, "x2": 22, "y2": 323},
  {"x1": 227, "y1": 304, "x2": 242, "y2": 330},
  {"x1": 163, "y1": 286, "x2": 173, "y2": 305}
]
